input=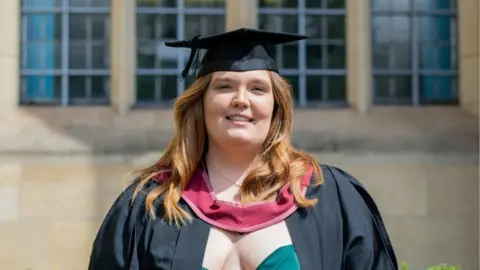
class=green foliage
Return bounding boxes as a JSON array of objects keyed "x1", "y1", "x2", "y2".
[{"x1": 401, "y1": 261, "x2": 462, "y2": 270}]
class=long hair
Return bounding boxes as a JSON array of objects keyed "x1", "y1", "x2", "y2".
[{"x1": 132, "y1": 71, "x2": 324, "y2": 226}]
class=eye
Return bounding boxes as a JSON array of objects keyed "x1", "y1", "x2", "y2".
[
  {"x1": 216, "y1": 84, "x2": 231, "y2": 90},
  {"x1": 252, "y1": 86, "x2": 266, "y2": 92}
]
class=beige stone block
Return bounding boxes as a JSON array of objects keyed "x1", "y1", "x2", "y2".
[
  {"x1": 0, "y1": 164, "x2": 21, "y2": 221},
  {"x1": 51, "y1": 221, "x2": 99, "y2": 270},
  {"x1": 0, "y1": 221, "x2": 52, "y2": 270},
  {"x1": 20, "y1": 164, "x2": 98, "y2": 220},
  {"x1": 95, "y1": 164, "x2": 140, "y2": 218},
  {"x1": 426, "y1": 164, "x2": 479, "y2": 218},
  {"x1": 0, "y1": 56, "x2": 20, "y2": 111},
  {"x1": 0, "y1": 163, "x2": 22, "y2": 187},
  {"x1": 339, "y1": 164, "x2": 428, "y2": 216},
  {"x1": 225, "y1": 0, "x2": 258, "y2": 30},
  {"x1": 0, "y1": 0, "x2": 19, "y2": 57},
  {"x1": 458, "y1": 0, "x2": 479, "y2": 57},
  {"x1": 388, "y1": 217, "x2": 478, "y2": 270},
  {"x1": 460, "y1": 55, "x2": 479, "y2": 116},
  {"x1": 0, "y1": 188, "x2": 18, "y2": 220},
  {"x1": 346, "y1": 0, "x2": 371, "y2": 113}
]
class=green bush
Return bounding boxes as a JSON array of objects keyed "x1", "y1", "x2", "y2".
[{"x1": 401, "y1": 261, "x2": 462, "y2": 270}]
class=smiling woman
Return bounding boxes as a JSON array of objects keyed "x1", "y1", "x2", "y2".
[
  {"x1": 88, "y1": 28, "x2": 399, "y2": 270},
  {"x1": 204, "y1": 71, "x2": 275, "y2": 148}
]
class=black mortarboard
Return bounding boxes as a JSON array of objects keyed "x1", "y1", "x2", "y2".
[{"x1": 165, "y1": 28, "x2": 308, "y2": 80}]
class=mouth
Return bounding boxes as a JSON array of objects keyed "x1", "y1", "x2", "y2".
[{"x1": 226, "y1": 115, "x2": 253, "y2": 122}]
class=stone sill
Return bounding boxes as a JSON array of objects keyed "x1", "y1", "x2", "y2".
[{"x1": 0, "y1": 105, "x2": 478, "y2": 154}]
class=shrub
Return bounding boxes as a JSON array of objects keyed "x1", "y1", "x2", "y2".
[{"x1": 401, "y1": 261, "x2": 462, "y2": 270}]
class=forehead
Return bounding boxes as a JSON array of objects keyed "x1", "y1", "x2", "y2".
[{"x1": 210, "y1": 70, "x2": 271, "y2": 84}]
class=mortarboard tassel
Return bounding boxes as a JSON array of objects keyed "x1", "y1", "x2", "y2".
[{"x1": 180, "y1": 35, "x2": 201, "y2": 81}]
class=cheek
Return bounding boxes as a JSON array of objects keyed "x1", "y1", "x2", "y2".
[{"x1": 255, "y1": 96, "x2": 275, "y2": 121}]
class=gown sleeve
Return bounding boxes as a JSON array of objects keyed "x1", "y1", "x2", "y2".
[
  {"x1": 325, "y1": 165, "x2": 398, "y2": 270},
  {"x1": 88, "y1": 180, "x2": 152, "y2": 270}
]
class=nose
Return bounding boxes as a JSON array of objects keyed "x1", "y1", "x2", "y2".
[{"x1": 231, "y1": 88, "x2": 249, "y2": 109}]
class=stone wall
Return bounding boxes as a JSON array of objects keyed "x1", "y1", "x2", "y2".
[
  {"x1": 0, "y1": 152, "x2": 477, "y2": 270},
  {"x1": 459, "y1": 0, "x2": 479, "y2": 117}
]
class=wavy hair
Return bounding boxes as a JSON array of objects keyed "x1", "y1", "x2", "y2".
[{"x1": 132, "y1": 71, "x2": 324, "y2": 226}]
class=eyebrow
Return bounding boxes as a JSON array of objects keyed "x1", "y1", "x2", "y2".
[
  {"x1": 251, "y1": 79, "x2": 270, "y2": 86},
  {"x1": 212, "y1": 77, "x2": 270, "y2": 86},
  {"x1": 212, "y1": 77, "x2": 232, "y2": 84}
]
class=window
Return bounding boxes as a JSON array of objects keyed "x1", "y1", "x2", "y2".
[
  {"x1": 372, "y1": 0, "x2": 458, "y2": 105},
  {"x1": 20, "y1": 0, "x2": 111, "y2": 106},
  {"x1": 136, "y1": 0, "x2": 225, "y2": 106},
  {"x1": 258, "y1": 0, "x2": 347, "y2": 107}
]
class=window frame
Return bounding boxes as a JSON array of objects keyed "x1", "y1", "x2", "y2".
[
  {"x1": 371, "y1": 0, "x2": 459, "y2": 105},
  {"x1": 135, "y1": 1, "x2": 226, "y2": 107},
  {"x1": 258, "y1": 0, "x2": 348, "y2": 108},
  {"x1": 19, "y1": 0, "x2": 111, "y2": 106}
]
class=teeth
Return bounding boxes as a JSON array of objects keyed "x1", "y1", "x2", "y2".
[{"x1": 228, "y1": 116, "x2": 250, "y2": 121}]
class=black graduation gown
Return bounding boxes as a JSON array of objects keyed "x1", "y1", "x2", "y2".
[{"x1": 88, "y1": 164, "x2": 398, "y2": 270}]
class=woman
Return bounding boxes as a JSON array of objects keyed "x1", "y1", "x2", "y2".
[{"x1": 88, "y1": 28, "x2": 398, "y2": 270}]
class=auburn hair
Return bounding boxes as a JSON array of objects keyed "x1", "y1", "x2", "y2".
[{"x1": 131, "y1": 71, "x2": 324, "y2": 226}]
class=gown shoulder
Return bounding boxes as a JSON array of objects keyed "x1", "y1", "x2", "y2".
[
  {"x1": 315, "y1": 164, "x2": 399, "y2": 270},
  {"x1": 87, "y1": 179, "x2": 169, "y2": 270}
]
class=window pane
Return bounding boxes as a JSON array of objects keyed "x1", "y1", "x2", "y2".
[
  {"x1": 306, "y1": 76, "x2": 324, "y2": 101},
  {"x1": 372, "y1": 43, "x2": 390, "y2": 69},
  {"x1": 391, "y1": 43, "x2": 411, "y2": 69},
  {"x1": 137, "y1": 41, "x2": 178, "y2": 69},
  {"x1": 327, "y1": 16, "x2": 345, "y2": 40},
  {"x1": 92, "y1": 44, "x2": 109, "y2": 69},
  {"x1": 418, "y1": 15, "x2": 456, "y2": 43},
  {"x1": 23, "y1": 0, "x2": 62, "y2": 7},
  {"x1": 259, "y1": 14, "x2": 298, "y2": 34},
  {"x1": 375, "y1": 76, "x2": 412, "y2": 100},
  {"x1": 306, "y1": 16, "x2": 345, "y2": 40},
  {"x1": 136, "y1": 75, "x2": 178, "y2": 103},
  {"x1": 137, "y1": 14, "x2": 177, "y2": 40},
  {"x1": 372, "y1": 16, "x2": 411, "y2": 44},
  {"x1": 21, "y1": 75, "x2": 62, "y2": 103},
  {"x1": 137, "y1": 0, "x2": 176, "y2": 7},
  {"x1": 420, "y1": 44, "x2": 455, "y2": 70},
  {"x1": 185, "y1": 0, "x2": 225, "y2": 7},
  {"x1": 372, "y1": 16, "x2": 412, "y2": 70},
  {"x1": 185, "y1": 15, "x2": 225, "y2": 37},
  {"x1": 326, "y1": 0, "x2": 345, "y2": 9},
  {"x1": 259, "y1": 0, "x2": 298, "y2": 8},
  {"x1": 306, "y1": 0, "x2": 346, "y2": 8},
  {"x1": 91, "y1": 76, "x2": 110, "y2": 98},
  {"x1": 70, "y1": 0, "x2": 110, "y2": 7},
  {"x1": 327, "y1": 76, "x2": 346, "y2": 101},
  {"x1": 305, "y1": 16, "x2": 322, "y2": 39},
  {"x1": 91, "y1": 16, "x2": 109, "y2": 40},
  {"x1": 420, "y1": 75, "x2": 457, "y2": 103},
  {"x1": 70, "y1": 76, "x2": 86, "y2": 98},
  {"x1": 372, "y1": 0, "x2": 410, "y2": 11},
  {"x1": 327, "y1": 45, "x2": 345, "y2": 69},
  {"x1": 268, "y1": 44, "x2": 298, "y2": 69},
  {"x1": 415, "y1": 0, "x2": 456, "y2": 10},
  {"x1": 23, "y1": 42, "x2": 62, "y2": 69},
  {"x1": 69, "y1": 43, "x2": 86, "y2": 69},
  {"x1": 70, "y1": 15, "x2": 87, "y2": 40},
  {"x1": 25, "y1": 14, "x2": 62, "y2": 41},
  {"x1": 306, "y1": 45, "x2": 323, "y2": 69},
  {"x1": 305, "y1": 0, "x2": 322, "y2": 8},
  {"x1": 69, "y1": 76, "x2": 109, "y2": 102}
]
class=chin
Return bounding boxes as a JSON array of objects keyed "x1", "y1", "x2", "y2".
[{"x1": 224, "y1": 135, "x2": 254, "y2": 145}]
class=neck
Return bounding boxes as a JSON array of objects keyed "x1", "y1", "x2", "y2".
[{"x1": 205, "y1": 142, "x2": 261, "y2": 178}]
